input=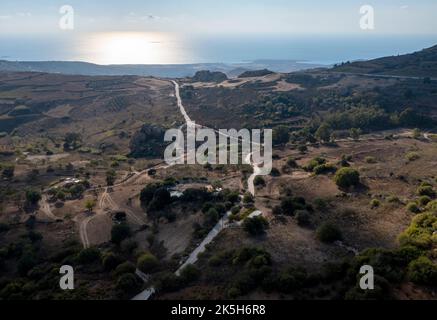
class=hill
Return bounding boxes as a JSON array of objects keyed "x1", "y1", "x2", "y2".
[{"x1": 332, "y1": 44, "x2": 437, "y2": 78}]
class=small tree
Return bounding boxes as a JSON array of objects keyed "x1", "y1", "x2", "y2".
[
  {"x1": 25, "y1": 190, "x2": 42, "y2": 206},
  {"x1": 137, "y1": 253, "x2": 159, "y2": 273},
  {"x1": 315, "y1": 124, "x2": 332, "y2": 143},
  {"x1": 85, "y1": 199, "x2": 96, "y2": 212},
  {"x1": 106, "y1": 170, "x2": 116, "y2": 186},
  {"x1": 334, "y1": 167, "x2": 360, "y2": 189},
  {"x1": 349, "y1": 128, "x2": 362, "y2": 141},
  {"x1": 316, "y1": 223, "x2": 342, "y2": 243},
  {"x1": 243, "y1": 216, "x2": 269, "y2": 236}
]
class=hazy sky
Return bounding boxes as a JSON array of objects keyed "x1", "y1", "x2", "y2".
[{"x1": 1, "y1": 0, "x2": 437, "y2": 35}]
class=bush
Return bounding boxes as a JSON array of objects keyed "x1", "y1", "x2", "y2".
[
  {"x1": 408, "y1": 256, "x2": 437, "y2": 285},
  {"x1": 313, "y1": 163, "x2": 337, "y2": 175},
  {"x1": 114, "y1": 261, "x2": 136, "y2": 276},
  {"x1": 270, "y1": 168, "x2": 281, "y2": 177},
  {"x1": 316, "y1": 223, "x2": 342, "y2": 243},
  {"x1": 156, "y1": 272, "x2": 182, "y2": 292},
  {"x1": 370, "y1": 199, "x2": 381, "y2": 209},
  {"x1": 116, "y1": 273, "x2": 140, "y2": 294},
  {"x1": 417, "y1": 185, "x2": 435, "y2": 198},
  {"x1": 334, "y1": 167, "x2": 360, "y2": 189},
  {"x1": 111, "y1": 224, "x2": 131, "y2": 245},
  {"x1": 243, "y1": 216, "x2": 269, "y2": 236},
  {"x1": 406, "y1": 152, "x2": 420, "y2": 162},
  {"x1": 137, "y1": 253, "x2": 159, "y2": 273},
  {"x1": 76, "y1": 247, "x2": 101, "y2": 264},
  {"x1": 25, "y1": 190, "x2": 41, "y2": 205},
  {"x1": 102, "y1": 252, "x2": 121, "y2": 271},
  {"x1": 179, "y1": 264, "x2": 201, "y2": 284},
  {"x1": 365, "y1": 156, "x2": 377, "y2": 164},
  {"x1": 254, "y1": 176, "x2": 266, "y2": 187},
  {"x1": 406, "y1": 202, "x2": 420, "y2": 213},
  {"x1": 305, "y1": 157, "x2": 326, "y2": 172},
  {"x1": 418, "y1": 196, "x2": 431, "y2": 206}
]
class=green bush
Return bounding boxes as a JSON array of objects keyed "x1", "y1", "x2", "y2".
[
  {"x1": 254, "y1": 176, "x2": 266, "y2": 187},
  {"x1": 334, "y1": 167, "x2": 360, "y2": 189},
  {"x1": 365, "y1": 156, "x2": 377, "y2": 164},
  {"x1": 418, "y1": 196, "x2": 431, "y2": 206},
  {"x1": 417, "y1": 185, "x2": 435, "y2": 198},
  {"x1": 116, "y1": 273, "x2": 140, "y2": 294},
  {"x1": 295, "y1": 210, "x2": 311, "y2": 226},
  {"x1": 408, "y1": 256, "x2": 437, "y2": 285},
  {"x1": 316, "y1": 223, "x2": 342, "y2": 243},
  {"x1": 243, "y1": 216, "x2": 269, "y2": 236},
  {"x1": 102, "y1": 252, "x2": 121, "y2": 271},
  {"x1": 179, "y1": 264, "x2": 201, "y2": 284},
  {"x1": 137, "y1": 253, "x2": 159, "y2": 273},
  {"x1": 405, "y1": 152, "x2": 420, "y2": 162},
  {"x1": 114, "y1": 261, "x2": 136, "y2": 276},
  {"x1": 370, "y1": 199, "x2": 381, "y2": 209},
  {"x1": 406, "y1": 202, "x2": 420, "y2": 213},
  {"x1": 313, "y1": 163, "x2": 337, "y2": 175}
]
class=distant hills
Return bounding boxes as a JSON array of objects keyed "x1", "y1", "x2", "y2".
[
  {"x1": 333, "y1": 44, "x2": 437, "y2": 78},
  {"x1": 0, "y1": 60, "x2": 322, "y2": 78}
]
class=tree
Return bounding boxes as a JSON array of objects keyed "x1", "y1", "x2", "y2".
[
  {"x1": 179, "y1": 264, "x2": 201, "y2": 284},
  {"x1": 25, "y1": 190, "x2": 41, "y2": 206},
  {"x1": 116, "y1": 273, "x2": 140, "y2": 294},
  {"x1": 137, "y1": 253, "x2": 159, "y2": 273},
  {"x1": 316, "y1": 223, "x2": 342, "y2": 243},
  {"x1": 102, "y1": 253, "x2": 121, "y2": 271},
  {"x1": 140, "y1": 183, "x2": 162, "y2": 206},
  {"x1": 349, "y1": 128, "x2": 361, "y2": 141},
  {"x1": 315, "y1": 124, "x2": 332, "y2": 143},
  {"x1": 254, "y1": 176, "x2": 266, "y2": 187},
  {"x1": 334, "y1": 167, "x2": 360, "y2": 189},
  {"x1": 64, "y1": 132, "x2": 82, "y2": 150},
  {"x1": 106, "y1": 170, "x2": 116, "y2": 186},
  {"x1": 412, "y1": 128, "x2": 422, "y2": 139},
  {"x1": 111, "y1": 224, "x2": 131, "y2": 245},
  {"x1": 243, "y1": 216, "x2": 269, "y2": 236},
  {"x1": 148, "y1": 188, "x2": 171, "y2": 211},
  {"x1": 85, "y1": 199, "x2": 96, "y2": 212},
  {"x1": 272, "y1": 125, "x2": 290, "y2": 145}
]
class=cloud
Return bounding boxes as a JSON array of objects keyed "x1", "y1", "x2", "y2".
[
  {"x1": 0, "y1": 15, "x2": 12, "y2": 20},
  {"x1": 400, "y1": 5, "x2": 409, "y2": 10}
]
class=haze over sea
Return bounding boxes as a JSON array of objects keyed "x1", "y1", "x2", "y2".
[{"x1": 2, "y1": 33, "x2": 437, "y2": 66}]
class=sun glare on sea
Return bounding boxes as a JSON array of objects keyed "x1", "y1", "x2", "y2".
[{"x1": 84, "y1": 32, "x2": 182, "y2": 65}]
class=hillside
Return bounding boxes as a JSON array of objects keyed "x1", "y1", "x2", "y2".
[{"x1": 332, "y1": 44, "x2": 437, "y2": 78}]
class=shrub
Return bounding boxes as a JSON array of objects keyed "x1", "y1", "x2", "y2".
[
  {"x1": 334, "y1": 167, "x2": 360, "y2": 189},
  {"x1": 406, "y1": 152, "x2": 420, "y2": 162},
  {"x1": 426, "y1": 200, "x2": 437, "y2": 211},
  {"x1": 418, "y1": 196, "x2": 431, "y2": 206},
  {"x1": 314, "y1": 198, "x2": 328, "y2": 210},
  {"x1": 316, "y1": 223, "x2": 342, "y2": 243},
  {"x1": 406, "y1": 202, "x2": 420, "y2": 214},
  {"x1": 370, "y1": 199, "x2": 381, "y2": 209},
  {"x1": 365, "y1": 156, "x2": 377, "y2": 164},
  {"x1": 313, "y1": 163, "x2": 337, "y2": 175},
  {"x1": 102, "y1": 252, "x2": 121, "y2": 271},
  {"x1": 387, "y1": 196, "x2": 400, "y2": 204},
  {"x1": 398, "y1": 212, "x2": 437, "y2": 249},
  {"x1": 116, "y1": 273, "x2": 140, "y2": 294},
  {"x1": 25, "y1": 190, "x2": 41, "y2": 205},
  {"x1": 254, "y1": 176, "x2": 266, "y2": 187},
  {"x1": 305, "y1": 157, "x2": 326, "y2": 172},
  {"x1": 111, "y1": 224, "x2": 131, "y2": 245},
  {"x1": 270, "y1": 168, "x2": 281, "y2": 177},
  {"x1": 156, "y1": 272, "x2": 182, "y2": 292},
  {"x1": 137, "y1": 253, "x2": 159, "y2": 273},
  {"x1": 407, "y1": 256, "x2": 437, "y2": 285},
  {"x1": 417, "y1": 185, "x2": 435, "y2": 198},
  {"x1": 243, "y1": 216, "x2": 269, "y2": 236},
  {"x1": 286, "y1": 158, "x2": 298, "y2": 168},
  {"x1": 179, "y1": 264, "x2": 201, "y2": 284},
  {"x1": 76, "y1": 248, "x2": 101, "y2": 264},
  {"x1": 114, "y1": 261, "x2": 136, "y2": 276}
]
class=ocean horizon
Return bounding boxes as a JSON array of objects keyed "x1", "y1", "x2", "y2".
[{"x1": 1, "y1": 33, "x2": 437, "y2": 66}]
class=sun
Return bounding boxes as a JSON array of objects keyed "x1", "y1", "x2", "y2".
[{"x1": 87, "y1": 32, "x2": 174, "y2": 65}]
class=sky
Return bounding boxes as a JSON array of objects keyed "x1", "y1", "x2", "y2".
[{"x1": 1, "y1": 0, "x2": 437, "y2": 36}]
